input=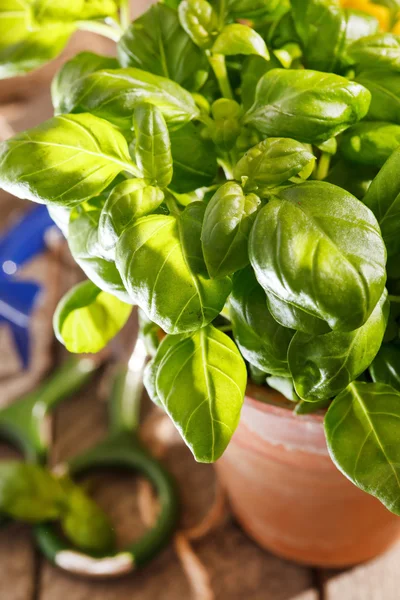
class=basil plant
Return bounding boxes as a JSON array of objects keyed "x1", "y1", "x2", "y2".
[{"x1": 2, "y1": 0, "x2": 400, "y2": 515}]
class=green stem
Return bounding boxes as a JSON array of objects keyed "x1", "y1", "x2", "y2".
[
  {"x1": 119, "y1": 0, "x2": 131, "y2": 31},
  {"x1": 165, "y1": 193, "x2": 182, "y2": 216},
  {"x1": 217, "y1": 156, "x2": 234, "y2": 180},
  {"x1": 315, "y1": 152, "x2": 331, "y2": 181},
  {"x1": 208, "y1": 54, "x2": 233, "y2": 99},
  {"x1": 77, "y1": 20, "x2": 122, "y2": 42},
  {"x1": 389, "y1": 295, "x2": 400, "y2": 304},
  {"x1": 218, "y1": 0, "x2": 226, "y2": 29}
]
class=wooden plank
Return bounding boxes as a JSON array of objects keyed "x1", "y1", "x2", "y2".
[{"x1": 323, "y1": 543, "x2": 400, "y2": 600}]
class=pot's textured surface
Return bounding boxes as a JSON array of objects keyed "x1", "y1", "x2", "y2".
[{"x1": 215, "y1": 386, "x2": 400, "y2": 568}]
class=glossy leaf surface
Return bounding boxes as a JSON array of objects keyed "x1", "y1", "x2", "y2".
[
  {"x1": 53, "y1": 280, "x2": 132, "y2": 353},
  {"x1": 133, "y1": 104, "x2": 173, "y2": 188},
  {"x1": 116, "y1": 203, "x2": 231, "y2": 334},
  {"x1": 230, "y1": 267, "x2": 294, "y2": 375},
  {"x1": 56, "y1": 68, "x2": 200, "y2": 130},
  {"x1": 289, "y1": 290, "x2": 389, "y2": 401},
  {"x1": 356, "y1": 70, "x2": 400, "y2": 123},
  {"x1": 0, "y1": 113, "x2": 136, "y2": 206},
  {"x1": 99, "y1": 179, "x2": 164, "y2": 254},
  {"x1": 178, "y1": 0, "x2": 219, "y2": 49},
  {"x1": 249, "y1": 181, "x2": 387, "y2": 333},
  {"x1": 201, "y1": 183, "x2": 261, "y2": 278},
  {"x1": 117, "y1": 3, "x2": 208, "y2": 91},
  {"x1": 340, "y1": 121, "x2": 400, "y2": 168},
  {"x1": 349, "y1": 33, "x2": 400, "y2": 72},
  {"x1": 149, "y1": 325, "x2": 247, "y2": 462},
  {"x1": 363, "y1": 147, "x2": 400, "y2": 257},
  {"x1": 212, "y1": 24, "x2": 269, "y2": 59},
  {"x1": 325, "y1": 382, "x2": 400, "y2": 515},
  {"x1": 234, "y1": 138, "x2": 315, "y2": 190},
  {"x1": 244, "y1": 69, "x2": 371, "y2": 144}
]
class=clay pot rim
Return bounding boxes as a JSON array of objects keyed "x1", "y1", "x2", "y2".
[{"x1": 244, "y1": 384, "x2": 324, "y2": 424}]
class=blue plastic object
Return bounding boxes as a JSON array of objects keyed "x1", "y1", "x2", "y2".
[{"x1": 0, "y1": 207, "x2": 56, "y2": 368}]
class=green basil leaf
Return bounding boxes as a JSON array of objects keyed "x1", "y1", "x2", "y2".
[
  {"x1": 241, "y1": 54, "x2": 281, "y2": 111},
  {"x1": 363, "y1": 147, "x2": 400, "y2": 257},
  {"x1": 244, "y1": 69, "x2": 371, "y2": 144},
  {"x1": 0, "y1": 462, "x2": 64, "y2": 522},
  {"x1": 210, "y1": 99, "x2": 242, "y2": 152},
  {"x1": 249, "y1": 181, "x2": 387, "y2": 333},
  {"x1": 325, "y1": 382, "x2": 400, "y2": 515},
  {"x1": 230, "y1": 267, "x2": 294, "y2": 376},
  {"x1": 265, "y1": 290, "x2": 331, "y2": 336},
  {"x1": 0, "y1": 113, "x2": 136, "y2": 206},
  {"x1": 144, "y1": 334, "x2": 178, "y2": 409},
  {"x1": 29, "y1": 0, "x2": 118, "y2": 24},
  {"x1": 68, "y1": 204, "x2": 131, "y2": 303},
  {"x1": 99, "y1": 179, "x2": 164, "y2": 254},
  {"x1": 201, "y1": 182, "x2": 261, "y2": 278},
  {"x1": 60, "y1": 481, "x2": 115, "y2": 553},
  {"x1": 0, "y1": 22, "x2": 74, "y2": 79},
  {"x1": 324, "y1": 159, "x2": 376, "y2": 199},
  {"x1": 117, "y1": 3, "x2": 208, "y2": 91},
  {"x1": 169, "y1": 123, "x2": 218, "y2": 193},
  {"x1": 133, "y1": 104, "x2": 173, "y2": 188},
  {"x1": 289, "y1": 290, "x2": 389, "y2": 402},
  {"x1": 291, "y1": 0, "x2": 378, "y2": 72},
  {"x1": 48, "y1": 205, "x2": 72, "y2": 237},
  {"x1": 349, "y1": 33, "x2": 400, "y2": 72},
  {"x1": 152, "y1": 325, "x2": 247, "y2": 462},
  {"x1": 178, "y1": 0, "x2": 219, "y2": 49},
  {"x1": 138, "y1": 308, "x2": 162, "y2": 357},
  {"x1": 224, "y1": 0, "x2": 281, "y2": 19},
  {"x1": 356, "y1": 69, "x2": 400, "y2": 123},
  {"x1": 340, "y1": 121, "x2": 400, "y2": 168},
  {"x1": 58, "y1": 68, "x2": 200, "y2": 130},
  {"x1": 295, "y1": 398, "x2": 330, "y2": 414},
  {"x1": 370, "y1": 344, "x2": 400, "y2": 392},
  {"x1": 234, "y1": 138, "x2": 315, "y2": 190},
  {"x1": 52, "y1": 52, "x2": 119, "y2": 115},
  {"x1": 54, "y1": 280, "x2": 132, "y2": 354},
  {"x1": 116, "y1": 203, "x2": 231, "y2": 334},
  {"x1": 212, "y1": 24, "x2": 269, "y2": 60}
]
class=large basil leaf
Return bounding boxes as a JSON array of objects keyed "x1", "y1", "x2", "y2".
[
  {"x1": 325, "y1": 382, "x2": 400, "y2": 515},
  {"x1": 289, "y1": 290, "x2": 389, "y2": 402},
  {"x1": 52, "y1": 52, "x2": 119, "y2": 115},
  {"x1": 58, "y1": 68, "x2": 200, "y2": 130},
  {"x1": 178, "y1": 0, "x2": 219, "y2": 49},
  {"x1": 241, "y1": 54, "x2": 281, "y2": 111},
  {"x1": 340, "y1": 121, "x2": 400, "y2": 168},
  {"x1": 169, "y1": 123, "x2": 218, "y2": 193},
  {"x1": 0, "y1": 22, "x2": 74, "y2": 79},
  {"x1": 244, "y1": 69, "x2": 371, "y2": 144},
  {"x1": 349, "y1": 33, "x2": 400, "y2": 72},
  {"x1": 370, "y1": 344, "x2": 400, "y2": 392},
  {"x1": 230, "y1": 267, "x2": 294, "y2": 376},
  {"x1": 201, "y1": 183, "x2": 261, "y2": 279},
  {"x1": 234, "y1": 138, "x2": 315, "y2": 190},
  {"x1": 291, "y1": 0, "x2": 378, "y2": 72},
  {"x1": 116, "y1": 203, "x2": 231, "y2": 334},
  {"x1": 224, "y1": 0, "x2": 281, "y2": 19},
  {"x1": 356, "y1": 70, "x2": 400, "y2": 123},
  {"x1": 133, "y1": 104, "x2": 173, "y2": 189},
  {"x1": 0, "y1": 113, "x2": 136, "y2": 206},
  {"x1": 30, "y1": 0, "x2": 117, "y2": 24},
  {"x1": 68, "y1": 203, "x2": 131, "y2": 303},
  {"x1": 117, "y1": 3, "x2": 208, "y2": 91},
  {"x1": 54, "y1": 280, "x2": 132, "y2": 353},
  {"x1": 265, "y1": 291, "x2": 331, "y2": 335},
  {"x1": 99, "y1": 179, "x2": 164, "y2": 255},
  {"x1": 363, "y1": 147, "x2": 400, "y2": 257},
  {"x1": 150, "y1": 325, "x2": 247, "y2": 462},
  {"x1": 212, "y1": 24, "x2": 269, "y2": 60},
  {"x1": 249, "y1": 181, "x2": 387, "y2": 333}
]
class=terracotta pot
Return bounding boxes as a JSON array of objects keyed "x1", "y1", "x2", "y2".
[{"x1": 215, "y1": 385, "x2": 400, "y2": 568}]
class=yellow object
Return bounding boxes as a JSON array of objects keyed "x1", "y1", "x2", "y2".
[{"x1": 340, "y1": 0, "x2": 390, "y2": 31}]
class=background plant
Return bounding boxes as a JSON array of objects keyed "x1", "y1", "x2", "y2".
[{"x1": 1, "y1": 0, "x2": 400, "y2": 515}]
